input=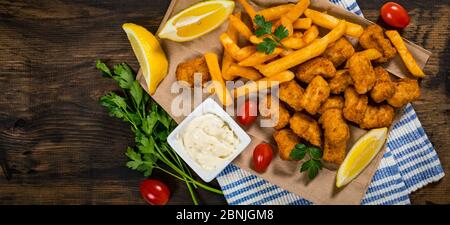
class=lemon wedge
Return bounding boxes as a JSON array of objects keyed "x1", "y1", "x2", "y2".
[
  {"x1": 158, "y1": 0, "x2": 235, "y2": 42},
  {"x1": 336, "y1": 127, "x2": 388, "y2": 188},
  {"x1": 122, "y1": 23, "x2": 168, "y2": 94}
]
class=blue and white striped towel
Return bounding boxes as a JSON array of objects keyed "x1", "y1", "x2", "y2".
[{"x1": 217, "y1": 0, "x2": 445, "y2": 205}]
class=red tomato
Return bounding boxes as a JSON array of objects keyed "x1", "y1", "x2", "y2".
[
  {"x1": 380, "y1": 2, "x2": 410, "y2": 28},
  {"x1": 253, "y1": 143, "x2": 273, "y2": 173},
  {"x1": 140, "y1": 179, "x2": 170, "y2": 205},
  {"x1": 237, "y1": 100, "x2": 257, "y2": 126}
]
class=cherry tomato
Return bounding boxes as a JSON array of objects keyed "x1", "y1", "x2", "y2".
[
  {"x1": 380, "y1": 2, "x2": 410, "y2": 28},
  {"x1": 237, "y1": 100, "x2": 258, "y2": 126},
  {"x1": 253, "y1": 143, "x2": 273, "y2": 173},
  {"x1": 140, "y1": 179, "x2": 170, "y2": 205}
]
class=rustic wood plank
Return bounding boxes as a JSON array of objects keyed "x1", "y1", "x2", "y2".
[{"x1": 0, "y1": 0, "x2": 448, "y2": 205}]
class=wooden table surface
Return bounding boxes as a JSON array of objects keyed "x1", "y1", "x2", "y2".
[{"x1": 0, "y1": 0, "x2": 448, "y2": 205}]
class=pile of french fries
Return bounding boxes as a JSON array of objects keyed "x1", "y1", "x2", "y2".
[{"x1": 204, "y1": 0, "x2": 424, "y2": 106}]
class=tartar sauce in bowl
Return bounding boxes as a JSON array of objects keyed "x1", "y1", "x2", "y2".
[{"x1": 178, "y1": 113, "x2": 240, "y2": 170}]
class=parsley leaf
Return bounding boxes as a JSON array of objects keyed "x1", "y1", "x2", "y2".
[
  {"x1": 274, "y1": 25, "x2": 289, "y2": 40},
  {"x1": 253, "y1": 14, "x2": 289, "y2": 54},
  {"x1": 291, "y1": 143, "x2": 324, "y2": 180}
]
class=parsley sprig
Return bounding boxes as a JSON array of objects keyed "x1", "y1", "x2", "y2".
[
  {"x1": 290, "y1": 144, "x2": 323, "y2": 180},
  {"x1": 254, "y1": 15, "x2": 289, "y2": 54},
  {"x1": 96, "y1": 60, "x2": 223, "y2": 204}
]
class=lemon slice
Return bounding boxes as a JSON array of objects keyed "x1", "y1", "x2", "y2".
[
  {"x1": 158, "y1": 0, "x2": 235, "y2": 42},
  {"x1": 336, "y1": 127, "x2": 388, "y2": 188},
  {"x1": 122, "y1": 23, "x2": 168, "y2": 94}
]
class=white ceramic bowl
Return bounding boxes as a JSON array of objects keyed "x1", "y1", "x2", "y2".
[{"x1": 167, "y1": 98, "x2": 251, "y2": 182}]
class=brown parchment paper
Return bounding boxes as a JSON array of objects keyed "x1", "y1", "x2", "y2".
[{"x1": 137, "y1": 0, "x2": 431, "y2": 204}]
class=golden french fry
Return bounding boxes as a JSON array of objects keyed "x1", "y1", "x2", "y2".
[
  {"x1": 293, "y1": 18, "x2": 312, "y2": 29},
  {"x1": 385, "y1": 30, "x2": 425, "y2": 77},
  {"x1": 233, "y1": 71, "x2": 295, "y2": 98},
  {"x1": 225, "y1": 64, "x2": 263, "y2": 81},
  {"x1": 293, "y1": 32, "x2": 303, "y2": 38},
  {"x1": 257, "y1": 4, "x2": 294, "y2": 21},
  {"x1": 238, "y1": 48, "x2": 283, "y2": 67},
  {"x1": 302, "y1": 25, "x2": 319, "y2": 44},
  {"x1": 284, "y1": 0, "x2": 310, "y2": 22},
  {"x1": 229, "y1": 14, "x2": 253, "y2": 40},
  {"x1": 281, "y1": 49, "x2": 294, "y2": 57},
  {"x1": 304, "y1": 9, "x2": 364, "y2": 38},
  {"x1": 280, "y1": 15, "x2": 294, "y2": 36},
  {"x1": 253, "y1": 64, "x2": 265, "y2": 71},
  {"x1": 222, "y1": 13, "x2": 241, "y2": 75},
  {"x1": 204, "y1": 52, "x2": 233, "y2": 106},
  {"x1": 249, "y1": 35, "x2": 264, "y2": 44},
  {"x1": 259, "y1": 20, "x2": 346, "y2": 77},
  {"x1": 237, "y1": 0, "x2": 256, "y2": 24},
  {"x1": 236, "y1": 46, "x2": 256, "y2": 61},
  {"x1": 344, "y1": 49, "x2": 383, "y2": 68},
  {"x1": 281, "y1": 36, "x2": 306, "y2": 49}
]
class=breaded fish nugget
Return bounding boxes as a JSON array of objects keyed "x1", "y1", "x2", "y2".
[
  {"x1": 360, "y1": 104, "x2": 395, "y2": 129},
  {"x1": 259, "y1": 94, "x2": 291, "y2": 130},
  {"x1": 300, "y1": 76, "x2": 330, "y2": 115},
  {"x1": 359, "y1": 24, "x2": 397, "y2": 63},
  {"x1": 319, "y1": 108, "x2": 350, "y2": 164},
  {"x1": 318, "y1": 96, "x2": 344, "y2": 114},
  {"x1": 370, "y1": 66, "x2": 395, "y2": 103},
  {"x1": 279, "y1": 80, "x2": 304, "y2": 111},
  {"x1": 343, "y1": 87, "x2": 368, "y2": 124},
  {"x1": 387, "y1": 79, "x2": 421, "y2": 108},
  {"x1": 296, "y1": 57, "x2": 336, "y2": 83},
  {"x1": 273, "y1": 129, "x2": 301, "y2": 160},
  {"x1": 176, "y1": 56, "x2": 210, "y2": 87},
  {"x1": 323, "y1": 37, "x2": 355, "y2": 67},
  {"x1": 348, "y1": 54, "x2": 376, "y2": 94},
  {"x1": 329, "y1": 70, "x2": 353, "y2": 94},
  {"x1": 289, "y1": 112, "x2": 322, "y2": 147}
]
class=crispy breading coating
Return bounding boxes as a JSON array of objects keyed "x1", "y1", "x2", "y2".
[
  {"x1": 176, "y1": 56, "x2": 211, "y2": 87},
  {"x1": 387, "y1": 79, "x2": 421, "y2": 108},
  {"x1": 289, "y1": 112, "x2": 322, "y2": 147},
  {"x1": 296, "y1": 57, "x2": 336, "y2": 83},
  {"x1": 370, "y1": 66, "x2": 395, "y2": 103},
  {"x1": 343, "y1": 87, "x2": 368, "y2": 124},
  {"x1": 318, "y1": 96, "x2": 344, "y2": 114},
  {"x1": 359, "y1": 24, "x2": 397, "y2": 63},
  {"x1": 360, "y1": 104, "x2": 395, "y2": 129},
  {"x1": 279, "y1": 80, "x2": 304, "y2": 111},
  {"x1": 323, "y1": 37, "x2": 355, "y2": 67},
  {"x1": 299, "y1": 76, "x2": 331, "y2": 115},
  {"x1": 347, "y1": 54, "x2": 376, "y2": 94},
  {"x1": 259, "y1": 94, "x2": 291, "y2": 130},
  {"x1": 328, "y1": 70, "x2": 353, "y2": 94},
  {"x1": 273, "y1": 129, "x2": 301, "y2": 160},
  {"x1": 319, "y1": 108, "x2": 350, "y2": 164}
]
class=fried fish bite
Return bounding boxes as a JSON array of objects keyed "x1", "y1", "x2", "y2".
[
  {"x1": 289, "y1": 112, "x2": 322, "y2": 147},
  {"x1": 296, "y1": 57, "x2": 336, "y2": 83},
  {"x1": 259, "y1": 94, "x2": 291, "y2": 130},
  {"x1": 359, "y1": 24, "x2": 397, "y2": 63},
  {"x1": 273, "y1": 129, "x2": 301, "y2": 160},
  {"x1": 343, "y1": 87, "x2": 368, "y2": 124},
  {"x1": 319, "y1": 108, "x2": 350, "y2": 165},
  {"x1": 360, "y1": 104, "x2": 395, "y2": 129},
  {"x1": 318, "y1": 96, "x2": 344, "y2": 114},
  {"x1": 370, "y1": 66, "x2": 395, "y2": 103},
  {"x1": 329, "y1": 70, "x2": 353, "y2": 94},
  {"x1": 387, "y1": 79, "x2": 421, "y2": 108},
  {"x1": 176, "y1": 56, "x2": 211, "y2": 87},
  {"x1": 323, "y1": 37, "x2": 355, "y2": 67},
  {"x1": 300, "y1": 76, "x2": 331, "y2": 115},
  {"x1": 347, "y1": 54, "x2": 376, "y2": 94},
  {"x1": 279, "y1": 80, "x2": 304, "y2": 111}
]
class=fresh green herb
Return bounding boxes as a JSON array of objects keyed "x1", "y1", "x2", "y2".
[
  {"x1": 96, "y1": 60, "x2": 222, "y2": 204},
  {"x1": 253, "y1": 15, "x2": 289, "y2": 54},
  {"x1": 290, "y1": 144, "x2": 323, "y2": 180}
]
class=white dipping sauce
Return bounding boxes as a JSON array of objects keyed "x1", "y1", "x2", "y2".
[{"x1": 178, "y1": 113, "x2": 240, "y2": 170}]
